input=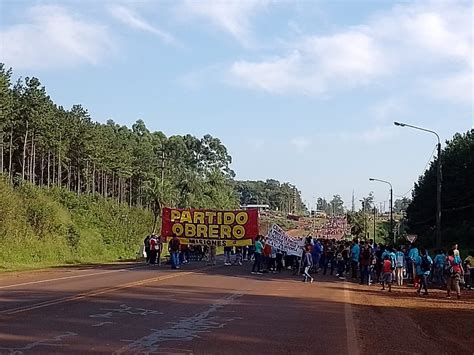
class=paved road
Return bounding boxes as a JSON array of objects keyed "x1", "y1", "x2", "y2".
[{"x1": 0, "y1": 262, "x2": 358, "y2": 354}]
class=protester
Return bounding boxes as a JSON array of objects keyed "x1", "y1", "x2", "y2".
[
  {"x1": 395, "y1": 247, "x2": 405, "y2": 286},
  {"x1": 149, "y1": 235, "x2": 158, "y2": 265},
  {"x1": 224, "y1": 245, "x2": 232, "y2": 266},
  {"x1": 415, "y1": 247, "x2": 432, "y2": 296},
  {"x1": 381, "y1": 255, "x2": 393, "y2": 292},
  {"x1": 408, "y1": 243, "x2": 419, "y2": 287},
  {"x1": 446, "y1": 249, "x2": 463, "y2": 299},
  {"x1": 359, "y1": 243, "x2": 371, "y2": 285},
  {"x1": 433, "y1": 249, "x2": 446, "y2": 287},
  {"x1": 251, "y1": 236, "x2": 264, "y2": 275},
  {"x1": 234, "y1": 246, "x2": 243, "y2": 266},
  {"x1": 168, "y1": 235, "x2": 181, "y2": 269},
  {"x1": 350, "y1": 239, "x2": 360, "y2": 279},
  {"x1": 208, "y1": 245, "x2": 217, "y2": 266},
  {"x1": 276, "y1": 248, "x2": 284, "y2": 273},
  {"x1": 302, "y1": 246, "x2": 314, "y2": 283},
  {"x1": 143, "y1": 234, "x2": 151, "y2": 264}
]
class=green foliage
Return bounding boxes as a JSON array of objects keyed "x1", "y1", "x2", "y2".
[
  {"x1": 236, "y1": 179, "x2": 306, "y2": 214},
  {"x1": 0, "y1": 178, "x2": 153, "y2": 270},
  {"x1": 406, "y1": 130, "x2": 474, "y2": 249}
]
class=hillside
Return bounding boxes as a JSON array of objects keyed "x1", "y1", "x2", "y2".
[{"x1": 0, "y1": 178, "x2": 153, "y2": 270}]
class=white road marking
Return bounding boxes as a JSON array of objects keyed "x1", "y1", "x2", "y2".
[
  {"x1": 343, "y1": 282, "x2": 360, "y2": 355},
  {"x1": 0, "y1": 265, "x2": 146, "y2": 290}
]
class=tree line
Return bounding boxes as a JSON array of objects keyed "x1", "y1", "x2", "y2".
[
  {"x1": 0, "y1": 64, "x2": 310, "y2": 225},
  {"x1": 406, "y1": 130, "x2": 474, "y2": 249},
  {"x1": 0, "y1": 64, "x2": 240, "y2": 215}
]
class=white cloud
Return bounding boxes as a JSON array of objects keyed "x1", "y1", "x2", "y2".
[
  {"x1": 229, "y1": 1, "x2": 473, "y2": 100},
  {"x1": 423, "y1": 71, "x2": 473, "y2": 104},
  {"x1": 370, "y1": 98, "x2": 407, "y2": 124},
  {"x1": 109, "y1": 5, "x2": 176, "y2": 45},
  {"x1": 339, "y1": 126, "x2": 398, "y2": 144},
  {"x1": 180, "y1": 0, "x2": 269, "y2": 46},
  {"x1": 290, "y1": 137, "x2": 311, "y2": 153},
  {"x1": 0, "y1": 5, "x2": 115, "y2": 70}
]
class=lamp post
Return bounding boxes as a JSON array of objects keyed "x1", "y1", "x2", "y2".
[
  {"x1": 394, "y1": 122, "x2": 441, "y2": 248},
  {"x1": 369, "y1": 178, "x2": 394, "y2": 244},
  {"x1": 373, "y1": 206, "x2": 376, "y2": 245}
]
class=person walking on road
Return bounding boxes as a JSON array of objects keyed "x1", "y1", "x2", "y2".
[
  {"x1": 359, "y1": 244, "x2": 371, "y2": 285},
  {"x1": 350, "y1": 239, "x2": 360, "y2": 279},
  {"x1": 408, "y1": 243, "x2": 420, "y2": 287},
  {"x1": 381, "y1": 255, "x2": 393, "y2": 292},
  {"x1": 395, "y1": 247, "x2": 406, "y2": 286},
  {"x1": 415, "y1": 247, "x2": 432, "y2": 296},
  {"x1": 224, "y1": 245, "x2": 232, "y2": 266},
  {"x1": 251, "y1": 236, "x2": 264, "y2": 275},
  {"x1": 302, "y1": 246, "x2": 314, "y2": 283},
  {"x1": 446, "y1": 249, "x2": 463, "y2": 299},
  {"x1": 169, "y1": 235, "x2": 181, "y2": 269}
]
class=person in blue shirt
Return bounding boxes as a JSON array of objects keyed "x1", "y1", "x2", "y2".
[
  {"x1": 414, "y1": 247, "x2": 433, "y2": 296},
  {"x1": 311, "y1": 239, "x2": 323, "y2": 272},
  {"x1": 395, "y1": 247, "x2": 406, "y2": 286},
  {"x1": 432, "y1": 249, "x2": 446, "y2": 287},
  {"x1": 408, "y1": 244, "x2": 419, "y2": 286},
  {"x1": 350, "y1": 239, "x2": 360, "y2": 279}
]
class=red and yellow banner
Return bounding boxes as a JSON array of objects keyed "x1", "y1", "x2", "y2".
[{"x1": 161, "y1": 208, "x2": 259, "y2": 247}]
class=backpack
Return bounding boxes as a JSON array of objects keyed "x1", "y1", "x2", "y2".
[
  {"x1": 443, "y1": 259, "x2": 455, "y2": 276},
  {"x1": 420, "y1": 255, "x2": 431, "y2": 272}
]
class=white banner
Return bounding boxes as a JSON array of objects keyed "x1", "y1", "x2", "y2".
[{"x1": 266, "y1": 224, "x2": 304, "y2": 257}]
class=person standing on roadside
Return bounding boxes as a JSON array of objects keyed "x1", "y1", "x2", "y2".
[
  {"x1": 251, "y1": 236, "x2": 264, "y2": 274},
  {"x1": 446, "y1": 249, "x2": 463, "y2": 299},
  {"x1": 208, "y1": 245, "x2": 217, "y2": 266},
  {"x1": 350, "y1": 239, "x2": 360, "y2": 279},
  {"x1": 149, "y1": 235, "x2": 158, "y2": 265},
  {"x1": 415, "y1": 247, "x2": 432, "y2": 296},
  {"x1": 169, "y1": 235, "x2": 181, "y2": 269},
  {"x1": 144, "y1": 235, "x2": 151, "y2": 264}
]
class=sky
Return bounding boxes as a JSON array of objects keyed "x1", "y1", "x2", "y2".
[{"x1": 1, "y1": 0, "x2": 473, "y2": 210}]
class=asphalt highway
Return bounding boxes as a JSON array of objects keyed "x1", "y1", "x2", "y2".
[
  {"x1": 1, "y1": 261, "x2": 472, "y2": 354},
  {"x1": 0, "y1": 262, "x2": 357, "y2": 354}
]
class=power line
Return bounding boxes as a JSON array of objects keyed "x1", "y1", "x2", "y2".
[{"x1": 394, "y1": 145, "x2": 437, "y2": 198}]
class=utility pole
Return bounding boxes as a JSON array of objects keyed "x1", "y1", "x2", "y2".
[
  {"x1": 394, "y1": 121, "x2": 442, "y2": 247},
  {"x1": 373, "y1": 207, "x2": 376, "y2": 244}
]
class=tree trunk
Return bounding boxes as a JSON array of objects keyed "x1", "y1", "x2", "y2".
[
  {"x1": 52, "y1": 153, "x2": 56, "y2": 186},
  {"x1": 47, "y1": 150, "x2": 51, "y2": 187},
  {"x1": 92, "y1": 163, "x2": 96, "y2": 195},
  {"x1": 57, "y1": 135, "x2": 62, "y2": 187},
  {"x1": 31, "y1": 134, "x2": 36, "y2": 184},
  {"x1": 40, "y1": 153, "x2": 44, "y2": 187},
  {"x1": 22, "y1": 121, "x2": 29, "y2": 181},
  {"x1": 0, "y1": 130, "x2": 4, "y2": 174},
  {"x1": 67, "y1": 162, "x2": 71, "y2": 191},
  {"x1": 8, "y1": 126, "x2": 13, "y2": 180},
  {"x1": 129, "y1": 177, "x2": 132, "y2": 206},
  {"x1": 77, "y1": 164, "x2": 81, "y2": 195}
]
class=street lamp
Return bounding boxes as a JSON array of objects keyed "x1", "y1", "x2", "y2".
[
  {"x1": 394, "y1": 121, "x2": 442, "y2": 247},
  {"x1": 369, "y1": 178, "x2": 394, "y2": 244}
]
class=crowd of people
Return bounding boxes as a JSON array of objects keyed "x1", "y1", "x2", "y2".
[{"x1": 142, "y1": 233, "x2": 473, "y2": 300}]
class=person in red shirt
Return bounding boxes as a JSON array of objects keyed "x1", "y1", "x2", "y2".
[
  {"x1": 381, "y1": 255, "x2": 393, "y2": 292},
  {"x1": 446, "y1": 249, "x2": 463, "y2": 299}
]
